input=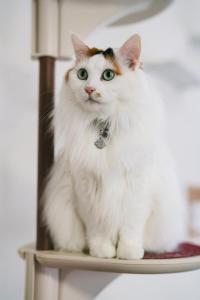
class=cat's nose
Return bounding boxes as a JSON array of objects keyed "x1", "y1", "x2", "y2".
[{"x1": 85, "y1": 86, "x2": 96, "y2": 95}]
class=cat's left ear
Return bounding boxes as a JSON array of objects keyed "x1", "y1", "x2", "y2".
[
  {"x1": 71, "y1": 34, "x2": 89, "y2": 61},
  {"x1": 118, "y1": 34, "x2": 141, "y2": 70}
]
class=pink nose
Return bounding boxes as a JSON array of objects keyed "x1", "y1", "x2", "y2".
[{"x1": 85, "y1": 86, "x2": 96, "y2": 95}]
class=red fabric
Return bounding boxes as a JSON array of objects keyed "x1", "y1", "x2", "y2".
[{"x1": 144, "y1": 243, "x2": 200, "y2": 259}]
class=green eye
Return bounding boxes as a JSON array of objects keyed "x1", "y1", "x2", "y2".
[
  {"x1": 102, "y1": 69, "x2": 115, "y2": 81},
  {"x1": 77, "y1": 68, "x2": 88, "y2": 80}
]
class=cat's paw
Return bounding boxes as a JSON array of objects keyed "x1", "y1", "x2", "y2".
[
  {"x1": 89, "y1": 238, "x2": 116, "y2": 258},
  {"x1": 117, "y1": 240, "x2": 144, "y2": 260}
]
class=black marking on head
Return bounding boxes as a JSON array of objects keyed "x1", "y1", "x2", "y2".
[{"x1": 102, "y1": 48, "x2": 114, "y2": 58}]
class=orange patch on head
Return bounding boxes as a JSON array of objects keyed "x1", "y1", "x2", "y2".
[{"x1": 87, "y1": 47, "x2": 103, "y2": 57}]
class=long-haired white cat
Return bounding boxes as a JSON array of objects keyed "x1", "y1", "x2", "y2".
[{"x1": 43, "y1": 34, "x2": 187, "y2": 259}]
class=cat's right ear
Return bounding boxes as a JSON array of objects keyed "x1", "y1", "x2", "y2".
[{"x1": 71, "y1": 34, "x2": 89, "y2": 61}]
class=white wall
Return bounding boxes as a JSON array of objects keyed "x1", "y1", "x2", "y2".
[{"x1": 1, "y1": 1, "x2": 200, "y2": 299}]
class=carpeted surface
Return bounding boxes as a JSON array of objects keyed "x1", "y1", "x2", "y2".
[{"x1": 144, "y1": 243, "x2": 200, "y2": 259}]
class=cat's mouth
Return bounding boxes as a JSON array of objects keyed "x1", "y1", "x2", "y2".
[{"x1": 86, "y1": 97, "x2": 101, "y2": 104}]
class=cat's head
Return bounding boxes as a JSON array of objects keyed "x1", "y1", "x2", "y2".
[{"x1": 66, "y1": 34, "x2": 141, "y2": 113}]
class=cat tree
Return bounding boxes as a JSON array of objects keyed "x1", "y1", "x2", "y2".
[{"x1": 19, "y1": 1, "x2": 200, "y2": 299}]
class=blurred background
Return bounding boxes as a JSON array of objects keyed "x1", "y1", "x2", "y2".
[{"x1": 1, "y1": 0, "x2": 200, "y2": 299}]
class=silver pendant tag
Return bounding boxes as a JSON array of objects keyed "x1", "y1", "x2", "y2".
[{"x1": 94, "y1": 136, "x2": 106, "y2": 149}]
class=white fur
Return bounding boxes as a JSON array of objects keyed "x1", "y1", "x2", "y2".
[{"x1": 43, "y1": 48, "x2": 187, "y2": 259}]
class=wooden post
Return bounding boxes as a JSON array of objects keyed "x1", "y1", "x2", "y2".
[{"x1": 36, "y1": 56, "x2": 55, "y2": 250}]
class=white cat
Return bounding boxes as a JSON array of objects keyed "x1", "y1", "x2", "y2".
[{"x1": 43, "y1": 34, "x2": 187, "y2": 259}]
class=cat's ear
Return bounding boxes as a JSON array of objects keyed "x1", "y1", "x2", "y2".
[
  {"x1": 118, "y1": 34, "x2": 141, "y2": 70},
  {"x1": 71, "y1": 34, "x2": 89, "y2": 61}
]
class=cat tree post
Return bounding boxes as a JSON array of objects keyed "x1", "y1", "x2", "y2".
[
  {"x1": 32, "y1": 0, "x2": 59, "y2": 251},
  {"x1": 36, "y1": 56, "x2": 55, "y2": 250},
  {"x1": 28, "y1": 1, "x2": 59, "y2": 299}
]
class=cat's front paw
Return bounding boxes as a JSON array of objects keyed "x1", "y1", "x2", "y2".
[
  {"x1": 89, "y1": 237, "x2": 116, "y2": 258},
  {"x1": 117, "y1": 240, "x2": 144, "y2": 260}
]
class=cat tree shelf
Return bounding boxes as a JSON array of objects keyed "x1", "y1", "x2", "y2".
[{"x1": 19, "y1": 244, "x2": 200, "y2": 275}]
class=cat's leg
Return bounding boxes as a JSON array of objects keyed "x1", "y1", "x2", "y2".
[
  {"x1": 83, "y1": 211, "x2": 117, "y2": 258},
  {"x1": 43, "y1": 156, "x2": 86, "y2": 252},
  {"x1": 117, "y1": 178, "x2": 151, "y2": 260},
  {"x1": 86, "y1": 215, "x2": 117, "y2": 258},
  {"x1": 74, "y1": 173, "x2": 118, "y2": 258}
]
